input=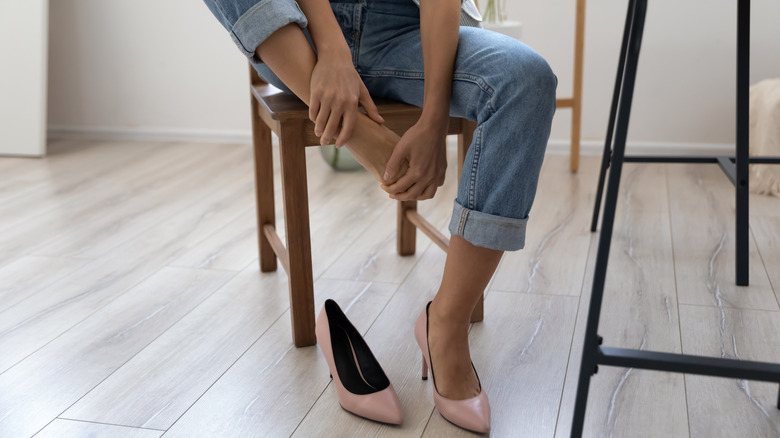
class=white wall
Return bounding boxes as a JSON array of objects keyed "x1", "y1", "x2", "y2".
[
  {"x1": 48, "y1": 0, "x2": 780, "y2": 149},
  {"x1": 48, "y1": 0, "x2": 251, "y2": 142},
  {"x1": 511, "y1": 0, "x2": 780, "y2": 148},
  {"x1": 1, "y1": 0, "x2": 49, "y2": 156}
]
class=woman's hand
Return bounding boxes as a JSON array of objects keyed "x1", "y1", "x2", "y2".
[
  {"x1": 379, "y1": 0, "x2": 460, "y2": 200},
  {"x1": 309, "y1": 56, "x2": 385, "y2": 147},
  {"x1": 381, "y1": 120, "x2": 448, "y2": 201}
]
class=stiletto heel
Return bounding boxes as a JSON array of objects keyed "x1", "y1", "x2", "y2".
[
  {"x1": 414, "y1": 302, "x2": 490, "y2": 434},
  {"x1": 421, "y1": 353, "x2": 429, "y2": 380},
  {"x1": 315, "y1": 299, "x2": 403, "y2": 425}
]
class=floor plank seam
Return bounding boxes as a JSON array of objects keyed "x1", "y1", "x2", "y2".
[
  {"x1": 55, "y1": 417, "x2": 167, "y2": 432},
  {"x1": 161, "y1": 293, "x2": 293, "y2": 434},
  {"x1": 287, "y1": 382, "x2": 332, "y2": 438},
  {"x1": 163, "y1": 204, "x2": 258, "y2": 271},
  {"x1": 666, "y1": 164, "x2": 693, "y2": 438},
  {"x1": 0, "y1": 262, "x2": 173, "y2": 376},
  {"x1": 0, "y1": 143, "x2": 215, "y2": 240},
  {"x1": 487, "y1": 288, "x2": 582, "y2": 298},
  {"x1": 28, "y1": 146, "x2": 251, "y2": 261},
  {"x1": 551, "y1": 233, "x2": 595, "y2": 438},
  {"x1": 677, "y1": 302, "x2": 780, "y2": 313},
  {"x1": 65, "y1": 166, "x2": 254, "y2": 262},
  {"x1": 749, "y1": 224, "x2": 780, "y2": 309},
  {"x1": 47, "y1": 268, "x2": 242, "y2": 431}
]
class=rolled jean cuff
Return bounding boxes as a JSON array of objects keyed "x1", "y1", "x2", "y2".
[
  {"x1": 230, "y1": 0, "x2": 308, "y2": 64},
  {"x1": 448, "y1": 200, "x2": 528, "y2": 251}
]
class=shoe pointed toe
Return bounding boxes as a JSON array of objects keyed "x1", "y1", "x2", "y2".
[
  {"x1": 345, "y1": 385, "x2": 404, "y2": 425},
  {"x1": 434, "y1": 390, "x2": 490, "y2": 434}
]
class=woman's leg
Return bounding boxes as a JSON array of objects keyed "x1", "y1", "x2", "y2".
[
  {"x1": 253, "y1": 24, "x2": 402, "y2": 183},
  {"x1": 428, "y1": 236, "x2": 502, "y2": 399},
  {"x1": 359, "y1": 18, "x2": 557, "y2": 399}
]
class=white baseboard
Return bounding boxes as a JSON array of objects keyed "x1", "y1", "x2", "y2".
[
  {"x1": 546, "y1": 138, "x2": 734, "y2": 156},
  {"x1": 48, "y1": 125, "x2": 253, "y2": 144},
  {"x1": 48, "y1": 125, "x2": 736, "y2": 157}
]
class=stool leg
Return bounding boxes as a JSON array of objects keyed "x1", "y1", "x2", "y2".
[
  {"x1": 591, "y1": 0, "x2": 635, "y2": 233},
  {"x1": 735, "y1": 0, "x2": 749, "y2": 286},
  {"x1": 458, "y1": 121, "x2": 484, "y2": 323},
  {"x1": 251, "y1": 96, "x2": 277, "y2": 273},
  {"x1": 572, "y1": 0, "x2": 646, "y2": 436},
  {"x1": 397, "y1": 200, "x2": 417, "y2": 256},
  {"x1": 279, "y1": 121, "x2": 316, "y2": 347},
  {"x1": 569, "y1": 0, "x2": 586, "y2": 173}
]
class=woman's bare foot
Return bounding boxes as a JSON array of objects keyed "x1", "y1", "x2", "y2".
[
  {"x1": 344, "y1": 114, "x2": 406, "y2": 185},
  {"x1": 427, "y1": 298, "x2": 481, "y2": 400}
]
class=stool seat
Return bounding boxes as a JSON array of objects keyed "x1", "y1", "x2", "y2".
[
  {"x1": 251, "y1": 83, "x2": 467, "y2": 147},
  {"x1": 249, "y1": 67, "x2": 480, "y2": 347},
  {"x1": 252, "y1": 83, "x2": 416, "y2": 120}
]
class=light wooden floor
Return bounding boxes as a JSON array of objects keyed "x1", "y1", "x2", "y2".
[{"x1": 1, "y1": 139, "x2": 779, "y2": 438}]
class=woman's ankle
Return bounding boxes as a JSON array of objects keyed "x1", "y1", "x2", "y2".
[{"x1": 430, "y1": 296, "x2": 476, "y2": 328}]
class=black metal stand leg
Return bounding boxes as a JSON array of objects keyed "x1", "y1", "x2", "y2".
[
  {"x1": 777, "y1": 386, "x2": 780, "y2": 409},
  {"x1": 735, "y1": 0, "x2": 750, "y2": 286},
  {"x1": 590, "y1": 0, "x2": 636, "y2": 232},
  {"x1": 570, "y1": 0, "x2": 648, "y2": 436}
]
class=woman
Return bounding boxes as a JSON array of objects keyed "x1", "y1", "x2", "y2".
[{"x1": 204, "y1": 0, "x2": 556, "y2": 432}]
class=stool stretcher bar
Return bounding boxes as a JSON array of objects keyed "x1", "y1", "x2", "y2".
[
  {"x1": 598, "y1": 347, "x2": 780, "y2": 387},
  {"x1": 406, "y1": 210, "x2": 450, "y2": 252}
]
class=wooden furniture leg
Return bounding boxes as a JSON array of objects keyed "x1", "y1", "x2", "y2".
[
  {"x1": 397, "y1": 201, "x2": 418, "y2": 256},
  {"x1": 570, "y1": 0, "x2": 586, "y2": 172},
  {"x1": 278, "y1": 120, "x2": 316, "y2": 347},
  {"x1": 251, "y1": 92, "x2": 277, "y2": 273}
]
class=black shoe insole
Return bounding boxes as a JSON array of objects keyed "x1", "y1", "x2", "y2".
[{"x1": 328, "y1": 303, "x2": 390, "y2": 395}]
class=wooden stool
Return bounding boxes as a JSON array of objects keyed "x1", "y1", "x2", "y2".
[{"x1": 249, "y1": 65, "x2": 480, "y2": 347}]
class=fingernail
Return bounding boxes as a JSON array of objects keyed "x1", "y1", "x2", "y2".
[{"x1": 383, "y1": 172, "x2": 390, "y2": 181}]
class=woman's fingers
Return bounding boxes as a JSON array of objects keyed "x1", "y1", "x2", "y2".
[
  {"x1": 321, "y1": 106, "x2": 344, "y2": 145},
  {"x1": 390, "y1": 182, "x2": 437, "y2": 201},
  {"x1": 359, "y1": 84, "x2": 385, "y2": 125},
  {"x1": 419, "y1": 184, "x2": 437, "y2": 200},
  {"x1": 314, "y1": 104, "x2": 331, "y2": 138},
  {"x1": 308, "y1": 95, "x2": 321, "y2": 127},
  {"x1": 382, "y1": 172, "x2": 416, "y2": 195},
  {"x1": 390, "y1": 183, "x2": 420, "y2": 200},
  {"x1": 335, "y1": 106, "x2": 357, "y2": 148}
]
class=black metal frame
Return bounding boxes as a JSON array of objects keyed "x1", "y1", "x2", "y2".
[
  {"x1": 590, "y1": 1, "x2": 780, "y2": 287},
  {"x1": 571, "y1": 0, "x2": 780, "y2": 436}
]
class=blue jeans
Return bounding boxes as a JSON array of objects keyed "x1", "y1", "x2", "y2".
[{"x1": 203, "y1": 0, "x2": 557, "y2": 251}]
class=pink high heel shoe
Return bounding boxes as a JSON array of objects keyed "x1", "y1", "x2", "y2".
[
  {"x1": 414, "y1": 302, "x2": 490, "y2": 434},
  {"x1": 316, "y1": 299, "x2": 403, "y2": 425}
]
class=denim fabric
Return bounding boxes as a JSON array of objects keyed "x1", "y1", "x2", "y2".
[
  {"x1": 204, "y1": 0, "x2": 308, "y2": 63},
  {"x1": 205, "y1": 0, "x2": 557, "y2": 251}
]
